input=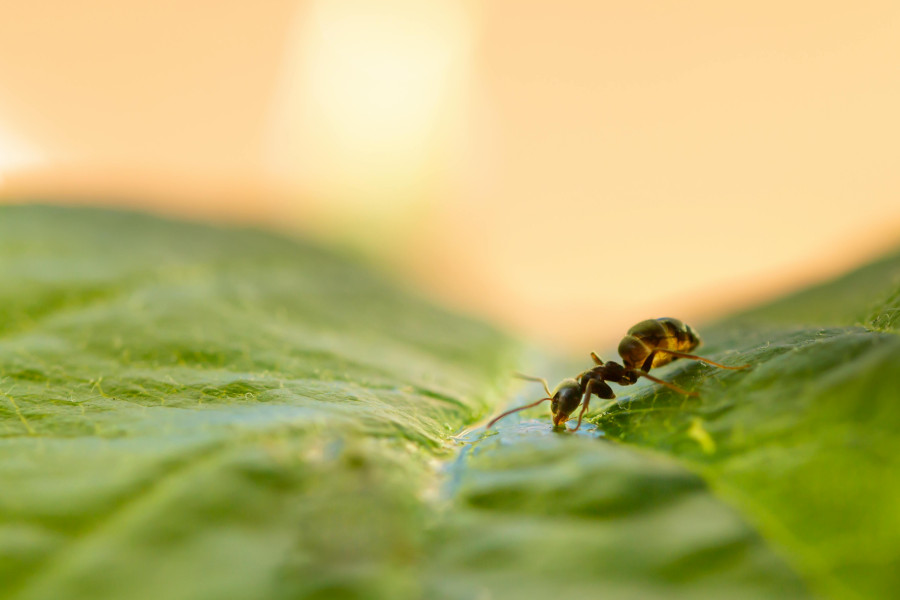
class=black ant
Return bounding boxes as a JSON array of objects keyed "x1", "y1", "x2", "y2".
[{"x1": 486, "y1": 318, "x2": 750, "y2": 432}]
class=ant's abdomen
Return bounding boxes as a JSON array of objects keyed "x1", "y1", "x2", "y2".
[{"x1": 617, "y1": 318, "x2": 701, "y2": 370}]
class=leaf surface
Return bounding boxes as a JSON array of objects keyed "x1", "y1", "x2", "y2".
[
  {"x1": 588, "y1": 248, "x2": 900, "y2": 599},
  {"x1": 1, "y1": 205, "x2": 895, "y2": 599},
  {"x1": 0, "y1": 205, "x2": 514, "y2": 600}
]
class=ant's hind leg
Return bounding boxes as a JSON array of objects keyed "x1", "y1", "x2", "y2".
[
  {"x1": 657, "y1": 350, "x2": 750, "y2": 370},
  {"x1": 513, "y1": 373, "x2": 553, "y2": 397},
  {"x1": 630, "y1": 369, "x2": 700, "y2": 398}
]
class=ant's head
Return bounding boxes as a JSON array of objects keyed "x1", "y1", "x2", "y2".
[{"x1": 551, "y1": 379, "x2": 582, "y2": 427}]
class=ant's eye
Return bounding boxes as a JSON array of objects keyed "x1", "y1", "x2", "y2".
[{"x1": 550, "y1": 400, "x2": 559, "y2": 415}]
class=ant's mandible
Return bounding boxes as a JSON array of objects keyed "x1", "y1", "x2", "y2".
[{"x1": 486, "y1": 318, "x2": 750, "y2": 432}]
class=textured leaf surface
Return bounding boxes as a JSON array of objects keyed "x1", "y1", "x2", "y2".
[
  {"x1": 586, "y1": 248, "x2": 900, "y2": 599},
  {"x1": 0, "y1": 205, "x2": 517, "y2": 600},
  {"x1": 0, "y1": 205, "x2": 896, "y2": 600},
  {"x1": 425, "y1": 431, "x2": 808, "y2": 599}
]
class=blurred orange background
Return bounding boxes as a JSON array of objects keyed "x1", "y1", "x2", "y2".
[{"x1": 1, "y1": 1, "x2": 899, "y2": 350}]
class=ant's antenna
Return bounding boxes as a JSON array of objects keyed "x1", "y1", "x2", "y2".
[
  {"x1": 486, "y1": 397, "x2": 552, "y2": 429},
  {"x1": 513, "y1": 373, "x2": 552, "y2": 397}
]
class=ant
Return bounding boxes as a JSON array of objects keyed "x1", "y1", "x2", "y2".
[{"x1": 486, "y1": 318, "x2": 751, "y2": 432}]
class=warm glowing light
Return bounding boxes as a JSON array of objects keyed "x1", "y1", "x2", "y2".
[
  {"x1": 0, "y1": 123, "x2": 42, "y2": 186},
  {"x1": 1, "y1": 3, "x2": 898, "y2": 349},
  {"x1": 267, "y1": 0, "x2": 475, "y2": 212}
]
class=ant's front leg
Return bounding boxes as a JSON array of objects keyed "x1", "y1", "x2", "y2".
[{"x1": 570, "y1": 379, "x2": 615, "y2": 432}]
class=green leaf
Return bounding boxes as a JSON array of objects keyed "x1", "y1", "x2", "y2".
[
  {"x1": 589, "y1": 249, "x2": 900, "y2": 599},
  {"x1": 0, "y1": 205, "x2": 516, "y2": 600},
  {"x1": 425, "y1": 434, "x2": 809, "y2": 599},
  {"x1": 1, "y1": 205, "x2": 897, "y2": 600}
]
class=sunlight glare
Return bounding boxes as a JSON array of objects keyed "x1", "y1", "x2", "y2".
[
  {"x1": 268, "y1": 0, "x2": 475, "y2": 213},
  {"x1": 0, "y1": 124, "x2": 42, "y2": 188}
]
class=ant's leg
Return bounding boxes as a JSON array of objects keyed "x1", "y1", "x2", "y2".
[
  {"x1": 570, "y1": 379, "x2": 616, "y2": 431},
  {"x1": 571, "y1": 397, "x2": 591, "y2": 432},
  {"x1": 570, "y1": 379, "x2": 615, "y2": 432},
  {"x1": 640, "y1": 352, "x2": 656, "y2": 373},
  {"x1": 571, "y1": 379, "x2": 597, "y2": 432},
  {"x1": 630, "y1": 369, "x2": 699, "y2": 397},
  {"x1": 513, "y1": 373, "x2": 553, "y2": 397},
  {"x1": 590, "y1": 352, "x2": 603, "y2": 365},
  {"x1": 656, "y1": 350, "x2": 750, "y2": 370},
  {"x1": 486, "y1": 397, "x2": 552, "y2": 429}
]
